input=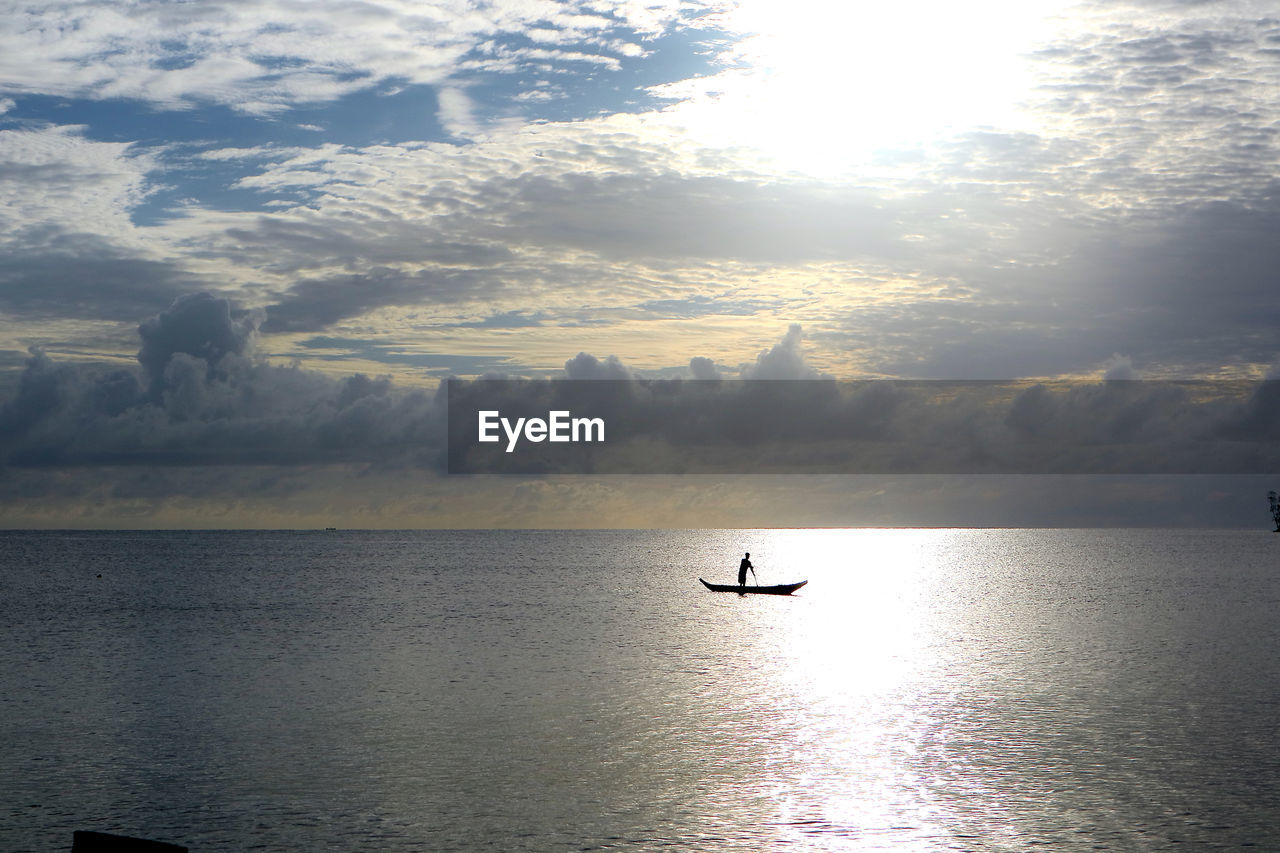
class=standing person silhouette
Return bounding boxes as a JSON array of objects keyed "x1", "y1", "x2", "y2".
[{"x1": 738, "y1": 552, "x2": 754, "y2": 586}]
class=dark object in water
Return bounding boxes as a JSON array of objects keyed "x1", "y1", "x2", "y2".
[
  {"x1": 72, "y1": 831, "x2": 188, "y2": 852},
  {"x1": 699, "y1": 578, "x2": 807, "y2": 595}
]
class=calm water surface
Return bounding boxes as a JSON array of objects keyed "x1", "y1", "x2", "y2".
[{"x1": 2, "y1": 529, "x2": 1279, "y2": 851}]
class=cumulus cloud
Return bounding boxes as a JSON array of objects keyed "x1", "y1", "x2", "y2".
[
  {"x1": 137, "y1": 292, "x2": 261, "y2": 389},
  {"x1": 1101, "y1": 354, "x2": 1139, "y2": 381},
  {"x1": 689, "y1": 356, "x2": 720, "y2": 380},
  {"x1": 563, "y1": 352, "x2": 635, "y2": 380},
  {"x1": 0, "y1": 294, "x2": 443, "y2": 469},
  {"x1": 14, "y1": 285, "x2": 1278, "y2": 480},
  {"x1": 1, "y1": 316, "x2": 831, "y2": 474},
  {"x1": 740, "y1": 324, "x2": 824, "y2": 380}
]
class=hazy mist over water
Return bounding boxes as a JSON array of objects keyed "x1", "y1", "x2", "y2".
[{"x1": 2, "y1": 528, "x2": 1279, "y2": 851}]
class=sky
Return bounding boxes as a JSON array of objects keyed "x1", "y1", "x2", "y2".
[{"x1": 3, "y1": 0, "x2": 1280, "y2": 528}]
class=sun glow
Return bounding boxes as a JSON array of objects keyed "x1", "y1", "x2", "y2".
[
  {"x1": 780, "y1": 529, "x2": 938, "y2": 695},
  {"x1": 663, "y1": 0, "x2": 1073, "y2": 177}
]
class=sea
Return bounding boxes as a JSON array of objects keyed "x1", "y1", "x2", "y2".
[{"x1": 1, "y1": 528, "x2": 1278, "y2": 852}]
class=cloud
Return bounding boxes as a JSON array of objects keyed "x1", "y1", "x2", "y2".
[
  {"x1": 0, "y1": 125, "x2": 201, "y2": 322},
  {"x1": 11, "y1": 99, "x2": 1280, "y2": 379},
  {"x1": 563, "y1": 352, "x2": 636, "y2": 380},
  {"x1": 0, "y1": 233, "x2": 193, "y2": 322},
  {"x1": 292, "y1": 342, "x2": 522, "y2": 376},
  {"x1": 689, "y1": 356, "x2": 720, "y2": 380},
  {"x1": 0, "y1": 1, "x2": 700, "y2": 112},
  {"x1": 1102, "y1": 355, "x2": 1139, "y2": 381},
  {"x1": 260, "y1": 267, "x2": 499, "y2": 333},
  {"x1": 740, "y1": 324, "x2": 824, "y2": 380},
  {"x1": 434, "y1": 325, "x2": 1280, "y2": 477},
  {"x1": 148, "y1": 74, "x2": 1276, "y2": 375},
  {"x1": 5, "y1": 306, "x2": 1280, "y2": 529},
  {"x1": 9, "y1": 3, "x2": 1280, "y2": 388},
  {"x1": 0, "y1": 294, "x2": 443, "y2": 469},
  {"x1": 486, "y1": 171, "x2": 900, "y2": 264},
  {"x1": 137, "y1": 292, "x2": 261, "y2": 389},
  {"x1": 138, "y1": 124, "x2": 915, "y2": 340},
  {"x1": 1031, "y1": 7, "x2": 1280, "y2": 207},
  {"x1": 436, "y1": 87, "x2": 482, "y2": 140},
  {"x1": 191, "y1": 126, "x2": 902, "y2": 270},
  {"x1": 0, "y1": 125, "x2": 153, "y2": 241},
  {"x1": 3, "y1": 315, "x2": 826, "y2": 474}
]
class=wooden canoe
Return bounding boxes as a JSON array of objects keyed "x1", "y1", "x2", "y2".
[{"x1": 699, "y1": 578, "x2": 807, "y2": 595}]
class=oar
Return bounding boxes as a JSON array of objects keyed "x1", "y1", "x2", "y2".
[{"x1": 749, "y1": 565, "x2": 758, "y2": 586}]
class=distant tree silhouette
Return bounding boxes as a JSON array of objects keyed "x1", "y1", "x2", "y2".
[{"x1": 1269, "y1": 491, "x2": 1280, "y2": 531}]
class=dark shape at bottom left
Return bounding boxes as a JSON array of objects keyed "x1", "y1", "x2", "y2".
[{"x1": 72, "y1": 831, "x2": 188, "y2": 853}]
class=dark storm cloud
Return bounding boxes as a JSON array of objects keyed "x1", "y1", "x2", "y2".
[
  {"x1": 137, "y1": 292, "x2": 259, "y2": 386},
  {"x1": 0, "y1": 294, "x2": 445, "y2": 469}
]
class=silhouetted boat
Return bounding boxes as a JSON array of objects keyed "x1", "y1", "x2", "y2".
[{"x1": 699, "y1": 578, "x2": 807, "y2": 595}]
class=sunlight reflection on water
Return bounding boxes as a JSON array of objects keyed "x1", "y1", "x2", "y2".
[{"x1": 750, "y1": 530, "x2": 951, "y2": 849}]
